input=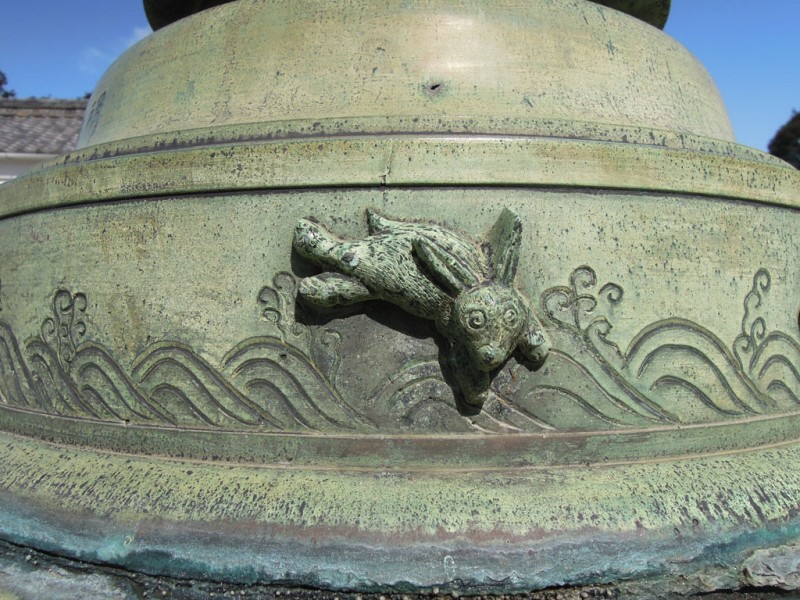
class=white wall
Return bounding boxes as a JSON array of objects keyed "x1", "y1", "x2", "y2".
[{"x1": 0, "y1": 153, "x2": 57, "y2": 183}]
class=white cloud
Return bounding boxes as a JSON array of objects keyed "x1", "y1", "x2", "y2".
[
  {"x1": 78, "y1": 47, "x2": 115, "y2": 75},
  {"x1": 124, "y1": 26, "x2": 151, "y2": 49},
  {"x1": 78, "y1": 25, "x2": 152, "y2": 75}
]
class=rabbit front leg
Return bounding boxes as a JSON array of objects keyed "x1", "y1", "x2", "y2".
[
  {"x1": 516, "y1": 309, "x2": 551, "y2": 368},
  {"x1": 449, "y1": 343, "x2": 492, "y2": 408}
]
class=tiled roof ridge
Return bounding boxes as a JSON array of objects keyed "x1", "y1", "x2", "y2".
[
  {"x1": 0, "y1": 98, "x2": 89, "y2": 110},
  {"x1": 0, "y1": 98, "x2": 89, "y2": 120}
]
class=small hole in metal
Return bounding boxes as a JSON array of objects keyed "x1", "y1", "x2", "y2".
[{"x1": 426, "y1": 82, "x2": 445, "y2": 96}]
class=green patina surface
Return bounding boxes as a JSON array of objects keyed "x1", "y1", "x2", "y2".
[
  {"x1": 0, "y1": 0, "x2": 798, "y2": 594},
  {"x1": 81, "y1": 0, "x2": 728, "y2": 149}
]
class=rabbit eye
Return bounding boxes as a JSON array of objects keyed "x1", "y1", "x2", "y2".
[
  {"x1": 467, "y1": 309, "x2": 486, "y2": 330},
  {"x1": 504, "y1": 309, "x2": 518, "y2": 326}
]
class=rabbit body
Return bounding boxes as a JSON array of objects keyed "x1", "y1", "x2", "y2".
[{"x1": 293, "y1": 209, "x2": 550, "y2": 408}]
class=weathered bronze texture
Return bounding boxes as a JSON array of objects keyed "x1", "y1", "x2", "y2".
[{"x1": 0, "y1": 0, "x2": 797, "y2": 595}]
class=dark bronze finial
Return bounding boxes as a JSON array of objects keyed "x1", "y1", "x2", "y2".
[
  {"x1": 144, "y1": 0, "x2": 671, "y2": 31},
  {"x1": 592, "y1": 0, "x2": 671, "y2": 29},
  {"x1": 143, "y1": 0, "x2": 236, "y2": 30}
]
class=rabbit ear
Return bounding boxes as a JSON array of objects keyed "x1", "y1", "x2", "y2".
[
  {"x1": 487, "y1": 209, "x2": 522, "y2": 286},
  {"x1": 414, "y1": 237, "x2": 480, "y2": 296}
]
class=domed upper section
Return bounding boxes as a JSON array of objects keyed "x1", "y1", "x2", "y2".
[{"x1": 80, "y1": 0, "x2": 729, "y2": 148}]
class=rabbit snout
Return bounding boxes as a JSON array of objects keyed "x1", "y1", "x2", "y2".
[{"x1": 450, "y1": 285, "x2": 528, "y2": 372}]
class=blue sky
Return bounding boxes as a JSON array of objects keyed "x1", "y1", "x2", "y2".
[{"x1": 1, "y1": 1, "x2": 797, "y2": 151}]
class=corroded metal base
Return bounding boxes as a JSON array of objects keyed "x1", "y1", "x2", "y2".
[
  {"x1": 0, "y1": 0, "x2": 798, "y2": 595},
  {"x1": 2, "y1": 433, "x2": 800, "y2": 591}
]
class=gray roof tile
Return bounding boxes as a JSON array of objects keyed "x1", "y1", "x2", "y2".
[{"x1": 0, "y1": 98, "x2": 88, "y2": 155}]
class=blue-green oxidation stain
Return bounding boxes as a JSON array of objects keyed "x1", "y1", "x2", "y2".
[{"x1": 2, "y1": 478, "x2": 800, "y2": 593}]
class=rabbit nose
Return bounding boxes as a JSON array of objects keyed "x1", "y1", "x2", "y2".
[{"x1": 479, "y1": 345, "x2": 498, "y2": 366}]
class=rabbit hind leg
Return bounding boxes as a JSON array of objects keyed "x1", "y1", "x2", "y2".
[
  {"x1": 294, "y1": 218, "x2": 342, "y2": 264},
  {"x1": 298, "y1": 272, "x2": 374, "y2": 308}
]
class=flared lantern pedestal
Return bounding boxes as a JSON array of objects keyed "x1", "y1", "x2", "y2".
[{"x1": 0, "y1": 0, "x2": 798, "y2": 595}]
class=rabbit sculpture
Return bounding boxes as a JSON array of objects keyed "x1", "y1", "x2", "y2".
[{"x1": 293, "y1": 208, "x2": 550, "y2": 408}]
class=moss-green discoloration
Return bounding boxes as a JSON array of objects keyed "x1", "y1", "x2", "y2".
[{"x1": 3, "y1": 134, "x2": 798, "y2": 220}]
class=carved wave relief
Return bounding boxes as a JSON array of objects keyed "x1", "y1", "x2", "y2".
[
  {"x1": 536, "y1": 267, "x2": 799, "y2": 427},
  {"x1": 0, "y1": 267, "x2": 798, "y2": 434},
  {"x1": 0, "y1": 275, "x2": 372, "y2": 432},
  {"x1": 371, "y1": 267, "x2": 798, "y2": 432}
]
